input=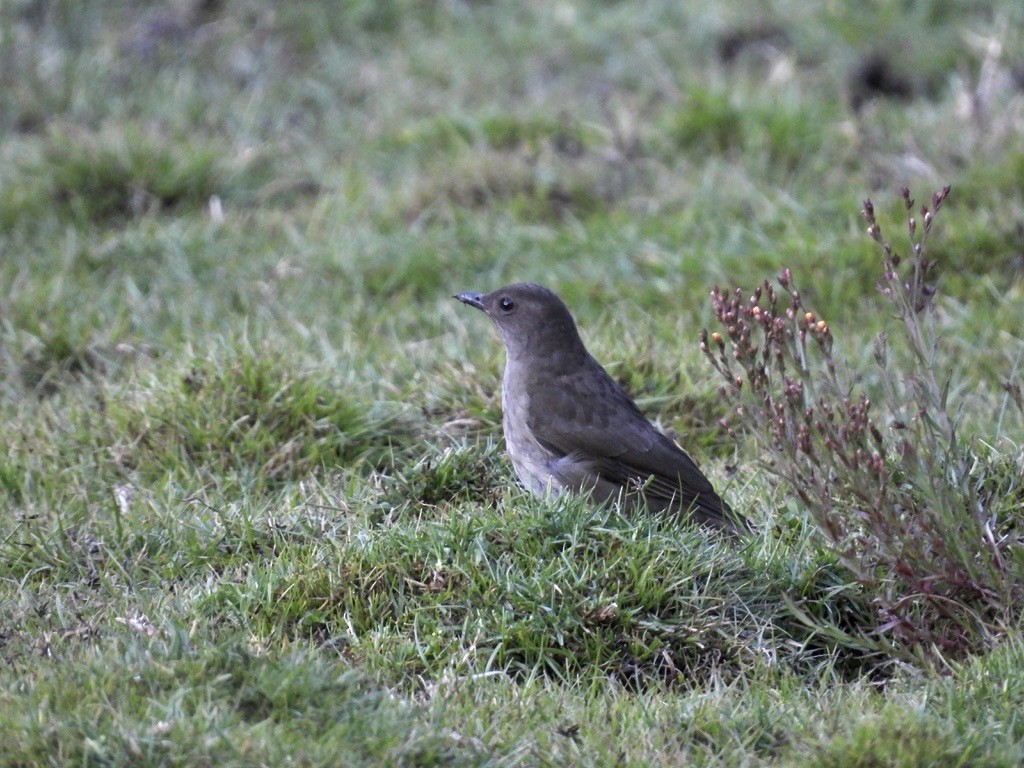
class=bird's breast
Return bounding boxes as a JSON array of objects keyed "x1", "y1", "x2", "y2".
[{"x1": 501, "y1": 367, "x2": 564, "y2": 496}]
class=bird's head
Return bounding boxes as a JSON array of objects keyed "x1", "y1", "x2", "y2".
[{"x1": 454, "y1": 282, "x2": 586, "y2": 363}]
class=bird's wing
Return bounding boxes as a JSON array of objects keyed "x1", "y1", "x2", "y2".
[{"x1": 525, "y1": 362, "x2": 727, "y2": 514}]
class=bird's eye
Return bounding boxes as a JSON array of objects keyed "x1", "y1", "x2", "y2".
[{"x1": 499, "y1": 297, "x2": 515, "y2": 313}]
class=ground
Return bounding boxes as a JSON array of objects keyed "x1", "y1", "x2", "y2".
[{"x1": 1, "y1": 1, "x2": 1024, "y2": 765}]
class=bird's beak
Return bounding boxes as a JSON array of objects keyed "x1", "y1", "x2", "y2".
[{"x1": 454, "y1": 291, "x2": 485, "y2": 311}]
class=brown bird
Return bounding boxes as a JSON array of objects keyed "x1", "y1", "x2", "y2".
[{"x1": 455, "y1": 282, "x2": 746, "y2": 537}]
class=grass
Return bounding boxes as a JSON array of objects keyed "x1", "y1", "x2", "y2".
[{"x1": 2, "y1": 0, "x2": 1024, "y2": 764}]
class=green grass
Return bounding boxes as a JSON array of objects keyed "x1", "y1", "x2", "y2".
[{"x1": 2, "y1": 0, "x2": 1024, "y2": 764}]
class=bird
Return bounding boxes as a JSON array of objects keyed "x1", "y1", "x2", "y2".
[{"x1": 454, "y1": 282, "x2": 746, "y2": 537}]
